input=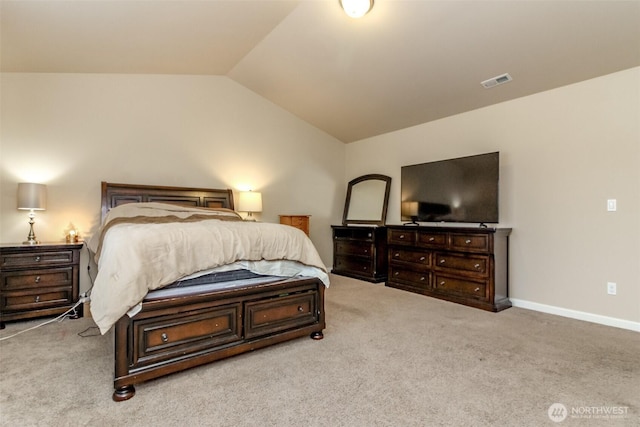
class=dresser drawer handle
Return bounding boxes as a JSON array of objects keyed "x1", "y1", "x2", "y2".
[
  {"x1": 439, "y1": 259, "x2": 445, "y2": 264},
  {"x1": 465, "y1": 239, "x2": 472, "y2": 244},
  {"x1": 474, "y1": 264, "x2": 480, "y2": 269},
  {"x1": 35, "y1": 295, "x2": 40, "y2": 303},
  {"x1": 399, "y1": 234, "x2": 405, "y2": 239},
  {"x1": 367, "y1": 233, "x2": 372, "y2": 238},
  {"x1": 394, "y1": 252, "x2": 400, "y2": 258},
  {"x1": 474, "y1": 287, "x2": 480, "y2": 292},
  {"x1": 298, "y1": 306, "x2": 304, "y2": 312},
  {"x1": 34, "y1": 256, "x2": 41, "y2": 262},
  {"x1": 394, "y1": 272, "x2": 399, "y2": 276},
  {"x1": 362, "y1": 266, "x2": 368, "y2": 271},
  {"x1": 419, "y1": 256, "x2": 425, "y2": 261},
  {"x1": 161, "y1": 333, "x2": 169, "y2": 343},
  {"x1": 35, "y1": 276, "x2": 41, "y2": 283},
  {"x1": 440, "y1": 281, "x2": 446, "y2": 286},
  {"x1": 420, "y1": 276, "x2": 426, "y2": 281},
  {"x1": 429, "y1": 237, "x2": 435, "y2": 242},
  {"x1": 363, "y1": 249, "x2": 368, "y2": 254}
]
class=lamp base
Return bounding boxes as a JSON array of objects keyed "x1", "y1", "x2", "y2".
[{"x1": 23, "y1": 239, "x2": 40, "y2": 245}]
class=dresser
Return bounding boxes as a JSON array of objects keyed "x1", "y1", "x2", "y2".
[
  {"x1": 0, "y1": 242, "x2": 83, "y2": 328},
  {"x1": 331, "y1": 225, "x2": 387, "y2": 283},
  {"x1": 386, "y1": 226, "x2": 511, "y2": 311},
  {"x1": 279, "y1": 215, "x2": 310, "y2": 236}
]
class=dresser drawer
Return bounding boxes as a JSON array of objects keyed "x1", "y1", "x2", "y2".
[
  {"x1": 433, "y1": 274, "x2": 487, "y2": 300},
  {"x1": 417, "y1": 231, "x2": 447, "y2": 248},
  {"x1": 449, "y1": 233, "x2": 490, "y2": 253},
  {"x1": 333, "y1": 256, "x2": 374, "y2": 276},
  {"x1": 245, "y1": 292, "x2": 318, "y2": 339},
  {"x1": 335, "y1": 241, "x2": 374, "y2": 258},
  {"x1": 389, "y1": 248, "x2": 430, "y2": 267},
  {"x1": 388, "y1": 229, "x2": 416, "y2": 246},
  {"x1": 389, "y1": 266, "x2": 430, "y2": 288},
  {"x1": 0, "y1": 250, "x2": 76, "y2": 269},
  {"x1": 434, "y1": 253, "x2": 489, "y2": 277},
  {"x1": 2, "y1": 288, "x2": 72, "y2": 312},
  {"x1": 132, "y1": 304, "x2": 242, "y2": 368},
  {"x1": 1, "y1": 267, "x2": 73, "y2": 291}
]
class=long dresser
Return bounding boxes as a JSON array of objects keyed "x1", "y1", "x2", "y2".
[{"x1": 386, "y1": 225, "x2": 511, "y2": 312}]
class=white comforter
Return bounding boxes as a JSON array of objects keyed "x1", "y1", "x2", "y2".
[{"x1": 87, "y1": 203, "x2": 329, "y2": 334}]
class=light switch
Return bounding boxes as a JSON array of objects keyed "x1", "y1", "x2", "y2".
[{"x1": 607, "y1": 199, "x2": 617, "y2": 212}]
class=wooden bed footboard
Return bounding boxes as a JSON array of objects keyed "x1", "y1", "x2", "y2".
[{"x1": 112, "y1": 277, "x2": 325, "y2": 401}]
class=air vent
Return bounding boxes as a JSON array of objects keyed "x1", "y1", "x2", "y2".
[{"x1": 481, "y1": 73, "x2": 512, "y2": 89}]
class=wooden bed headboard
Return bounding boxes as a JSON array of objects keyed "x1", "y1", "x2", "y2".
[{"x1": 101, "y1": 182, "x2": 235, "y2": 221}]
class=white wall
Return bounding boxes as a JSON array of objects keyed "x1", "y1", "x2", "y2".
[
  {"x1": 0, "y1": 73, "x2": 346, "y2": 293},
  {"x1": 345, "y1": 67, "x2": 640, "y2": 328}
]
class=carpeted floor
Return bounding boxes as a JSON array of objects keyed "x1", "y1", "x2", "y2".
[{"x1": 1, "y1": 274, "x2": 638, "y2": 426}]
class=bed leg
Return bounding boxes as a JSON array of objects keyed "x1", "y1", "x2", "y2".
[
  {"x1": 113, "y1": 385, "x2": 136, "y2": 402},
  {"x1": 310, "y1": 331, "x2": 324, "y2": 340}
]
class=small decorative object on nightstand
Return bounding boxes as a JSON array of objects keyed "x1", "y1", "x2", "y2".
[
  {"x1": 0, "y1": 242, "x2": 84, "y2": 329},
  {"x1": 279, "y1": 215, "x2": 310, "y2": 236}
]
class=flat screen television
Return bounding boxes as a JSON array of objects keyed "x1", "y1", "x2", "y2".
[{"x1": 401, "y1": 152, "x2": 499, "y2": 224}]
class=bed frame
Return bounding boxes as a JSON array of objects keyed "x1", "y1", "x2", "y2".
[{"x1": 101, "y1": 182, "x2": 326, "y2": 401}]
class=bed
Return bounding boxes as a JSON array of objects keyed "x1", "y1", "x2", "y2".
[{"x1": 89, "y1": 182, "x2": 328, "y2": 401}]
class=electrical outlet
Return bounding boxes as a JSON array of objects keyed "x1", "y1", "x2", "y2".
[
  {"x1": 607, "y1": 282, "x2": 617, "y2": 295},
  {"x1": 607, "y1": 199, "x2": 617, "y2": 211}
]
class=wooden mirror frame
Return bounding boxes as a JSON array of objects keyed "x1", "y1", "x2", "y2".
[{"x1": 342, "y1": 174, "x2": 391, "y2": 226}]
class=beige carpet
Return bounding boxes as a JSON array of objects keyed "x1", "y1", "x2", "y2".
[{"x1": 1, "y1": 274, "x2": 638, "y2": 426}]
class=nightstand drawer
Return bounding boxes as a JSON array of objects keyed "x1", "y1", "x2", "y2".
[
  {"x1": 1, "y1": 250, "x2": 76, "y2": 269},
  {"x1": 244, "y1": 292, "x2": 318, "y2": 339},
  {"x1": 1, "y1": 267, "x2": 74, "y2": 290},
  {"x1": 2, "y1": 288, "x2": 73, "y2": 312}
]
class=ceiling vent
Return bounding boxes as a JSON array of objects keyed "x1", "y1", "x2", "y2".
[{"x1": 481, "y1": 73, "x2": 512, "y2": 89}]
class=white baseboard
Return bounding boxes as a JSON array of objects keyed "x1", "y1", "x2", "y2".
[{"x1": 510, "y1": 298, "x2": 640, "y2": 332}]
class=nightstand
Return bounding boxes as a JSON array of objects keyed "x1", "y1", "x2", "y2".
[
  {"x1": 0, "y1": 242, "x2": 84, "y2": 329},
  {"x1": 279, "y1": 215, "x2": 310, "y2": 236}
]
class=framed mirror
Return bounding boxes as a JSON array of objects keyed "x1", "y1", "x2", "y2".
[{"x1": 342, "y1": 174, "x2": 391, "y2": 226}]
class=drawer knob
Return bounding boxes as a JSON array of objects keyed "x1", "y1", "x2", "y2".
[
  {"x1": 394, "y1": 272, "x2": 399, "y2": 276},
  {"x1": 35, "y1": 295, "x2": 40, "y2": 303},
  {"x1": 363, "y1": 267, "x2": 368, "y2": 271},
  {"x1": 440, "y1": 281, "x2": 446, "y2": 286},
  {"x1": 367, "y1": 233, "x2": 372, "y2": 238},
  {"x1": 465, "y1": 239, "x2": 471, "y2": 244},
  {"x1": 439, "y1": 259, "x2": 445, "y2": 264},
  {"x1": 474, "y1": 263, "x2": 480, "y2": 269},
  {"x1": 419, "y1": 256, "x2": 425, "y2": 261},
  {"x1": 429, "y1": 237, "x2": 435, "y2": 242},
  {"x1": 474, "y1": 287, "x2": 480, "y2": 292},
  {"x1": 394, "y1": 253, "x2": 400, "y2": 258},
  {"x1": 35, "y1": 276, "x2": 41, "y2": 283},
  {"x1": 363, "y1": 249, "x2": 368, "y2": 254},
  {"x1": 34, "y1": 256, "x2": 41, "y2": 262},
  {"x1": 161, "y1": 333, "x2": 168, "y2": 343},
  {"x1": 399, "y1": 234, "x2": 405, "y2": 239},
  {"x1": 420, "y1": 276, "x2": 426, "y2": 281},
  {"x1": 297, "y1": 306, "x2": 304, "y2": 312}
]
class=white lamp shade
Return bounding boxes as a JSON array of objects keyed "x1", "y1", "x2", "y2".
[
  {"x1": 17, "y1": 183, "x2": 47, "y2": 210},
  {"x1": 401, "y1": 201, "x2": 418, "y2": 217},
  {"x1": 340, "y1": 0, "x2": 373, "y2": 18},
  {"x1": 238, "y1": 191, "x2": 262, "y2": 213}
]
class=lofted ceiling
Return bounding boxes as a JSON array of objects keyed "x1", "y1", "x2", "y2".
[{"x1": 2, "y1": 0, "x2": 639, "y2": 143}]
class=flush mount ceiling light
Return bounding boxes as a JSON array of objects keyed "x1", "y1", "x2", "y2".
[{"x1": 340, "y1": 0, "x2": 374, "y2": 18}]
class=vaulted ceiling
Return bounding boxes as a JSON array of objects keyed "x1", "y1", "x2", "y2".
[{"x1": 2, "y1": 1, "x2": 639, "y2": 143}]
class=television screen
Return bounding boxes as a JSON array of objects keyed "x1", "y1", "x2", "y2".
[{"x1": 401, "y1": 152, "x2": 499, "y2": 224}]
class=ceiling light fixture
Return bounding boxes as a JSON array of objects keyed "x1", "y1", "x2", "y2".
[{"x1": 340, "y1": 0, "x2": 374, "y2": 18}]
